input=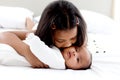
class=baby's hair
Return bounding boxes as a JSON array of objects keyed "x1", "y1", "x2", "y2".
[{"x1": 78, "y1": 53, "x2": 92, "y2": 70}]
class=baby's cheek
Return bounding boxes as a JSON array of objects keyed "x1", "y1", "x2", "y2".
[{"x1": 68, "y1": 59, "x2": 75, "y2": 65}]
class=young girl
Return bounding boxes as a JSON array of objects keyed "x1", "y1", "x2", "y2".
[{"x1": 0, "y1": 0, "x2": 91, "y2": 69}]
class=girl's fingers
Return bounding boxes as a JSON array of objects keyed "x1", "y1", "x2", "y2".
[{"x1": 44, "y1": 64, "x2": 49, "y2": 68}]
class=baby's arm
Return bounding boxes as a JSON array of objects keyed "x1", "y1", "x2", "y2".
[{"x1": 0, "y1": 32, "x2": 48, "y2": 68}]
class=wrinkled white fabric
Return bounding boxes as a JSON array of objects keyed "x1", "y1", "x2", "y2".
[
  {"x1": 23, "y1": 33, "x2": 65, "y2": 69},
  {"x1": 0, "y1": 43, "x2": 31, "y2": 66}
]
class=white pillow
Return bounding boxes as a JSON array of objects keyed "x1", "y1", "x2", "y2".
[
  {"x1": 0, "y1": 43, "x2": 31, "y2": 66},
  {"x1": 32, "y1": 16, "x2": 41, "y2": 30},
  {"x1": 81, "y1": 10, "x2": 120, "y2": 35},
  {"x1": 0, "y1": 6, "x2": 34, "y2": 29},
  {"x1": 34, "y1": 16, "x2": 41, "y2": 23},
  {"x1": 33, "y1": 10, "x2": 120, "y2": 35}
]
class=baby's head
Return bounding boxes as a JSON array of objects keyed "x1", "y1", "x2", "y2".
[{"x1": 61, "y1": 46, "x2": 92, "y2": 70}]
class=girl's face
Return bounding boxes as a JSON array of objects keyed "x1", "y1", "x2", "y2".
[
  {"x1": 53, "y1": 27, "x2": 77, "y2": 48},
  {"x1": 61, "y1": 46, "x2": 91, "y2": 70}
]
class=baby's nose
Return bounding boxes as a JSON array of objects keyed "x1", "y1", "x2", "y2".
[{"x1": 71, "y1": 51, "x2": 76, "y2": 56}]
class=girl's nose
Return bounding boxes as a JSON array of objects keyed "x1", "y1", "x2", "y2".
[
  {"x1": 64, "y1": 42, "x2": 72, "y2": 48},
  {"x1": 64, "y1": 40, "x2": 73, "y2": 47}
]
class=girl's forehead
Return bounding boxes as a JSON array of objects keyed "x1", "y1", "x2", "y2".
[{"x1": 54, "y1": 27, "x2": 77, "y2": 37}]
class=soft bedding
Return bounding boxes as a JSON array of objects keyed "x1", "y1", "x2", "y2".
[
  {"x1": 0, "y1": 8, "x2": 120, "y2": 80},
  {"x1": 0, "y1": 33, "x2": 120, "y2": 80},
  {"x1": 0, "y1": 6, "x2": 34, "y2": 29},
  {"x1": 24, "y1": 33, "x2": 65, "y2": 69}
]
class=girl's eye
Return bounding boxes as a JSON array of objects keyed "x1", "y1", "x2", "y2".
[
  {"x1": 56, "y1": 40, "x2": 65, "y2": 43},
  {"x1": 71, "y1": 37, "x2": 76, "y2": 41}
]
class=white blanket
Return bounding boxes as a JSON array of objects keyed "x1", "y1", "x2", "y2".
[
  {"x1": 0, "y1": 33, "x2": 120, "y2": 80},
  {"x1": 0, "y1": 33, "x2": 65, "y2": 69},
  {"x1": 0, "y1": 43, "x2": 31, "y2": 66},
  {"x1": 23, "y1": 33, "x2": 65, "y2": 69}
]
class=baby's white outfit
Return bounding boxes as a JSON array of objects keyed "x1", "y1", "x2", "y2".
[
  {"x1": 23, "y1": 33, "x2": 65, "y2": 69},
  {"x1": 0, "y1": 33, "x2": 65, "y2": 69}
]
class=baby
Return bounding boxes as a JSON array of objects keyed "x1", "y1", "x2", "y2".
[
  {"x1": 61, "y1": 46, "x2": 91, "y2": 70},
  {"x1": 23, "y1": 33, "x2": 91, "y2": 70}
]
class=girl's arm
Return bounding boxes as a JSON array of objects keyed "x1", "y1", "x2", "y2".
[
  {"x1": 8, "y1": 17, "x2": 35, "y2": 40},
  {"x1": 0, "y1": 32, "x2": 48, "y2": 68},
  {"x1": 8, "y1": 30, "x2": 35, "y2": 40}
]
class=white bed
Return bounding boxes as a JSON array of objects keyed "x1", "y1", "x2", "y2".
[{"x1": 1, "y1": 3, "x2": 120, "y2": 80}]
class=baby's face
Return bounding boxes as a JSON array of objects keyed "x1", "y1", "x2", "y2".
[{"x1": 61, "y1": 46, "x2": 91, "y2": 70}]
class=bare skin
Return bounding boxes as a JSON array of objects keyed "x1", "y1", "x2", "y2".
[
  {"x1": 0, "y1": 27, "x2": 89, "y2": 68},
  {"x1": 0, "y1": 31, "x2": 48, "y2": 68},
  {"x1": 53, "y1": 27, "x2": 77, "y2": 48},
  {"x1": 61, "y1": 46, "x2": 91, "y2": 70}
]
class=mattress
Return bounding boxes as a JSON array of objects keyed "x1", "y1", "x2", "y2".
[{"x1": 0, "y1": 33, "x2": 120, "y2": 80}]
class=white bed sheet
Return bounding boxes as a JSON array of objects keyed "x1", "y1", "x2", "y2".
[
  {"x1": 0, "y1": 32, "x2": 120, "y2": 80},
  {"x1": 0, "y1": 54, "x2": 120, "y2": 80}
]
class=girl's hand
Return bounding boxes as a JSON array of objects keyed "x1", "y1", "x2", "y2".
[{"x1": 24, "y1": 48, "x2": 49, "y2": 68}]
